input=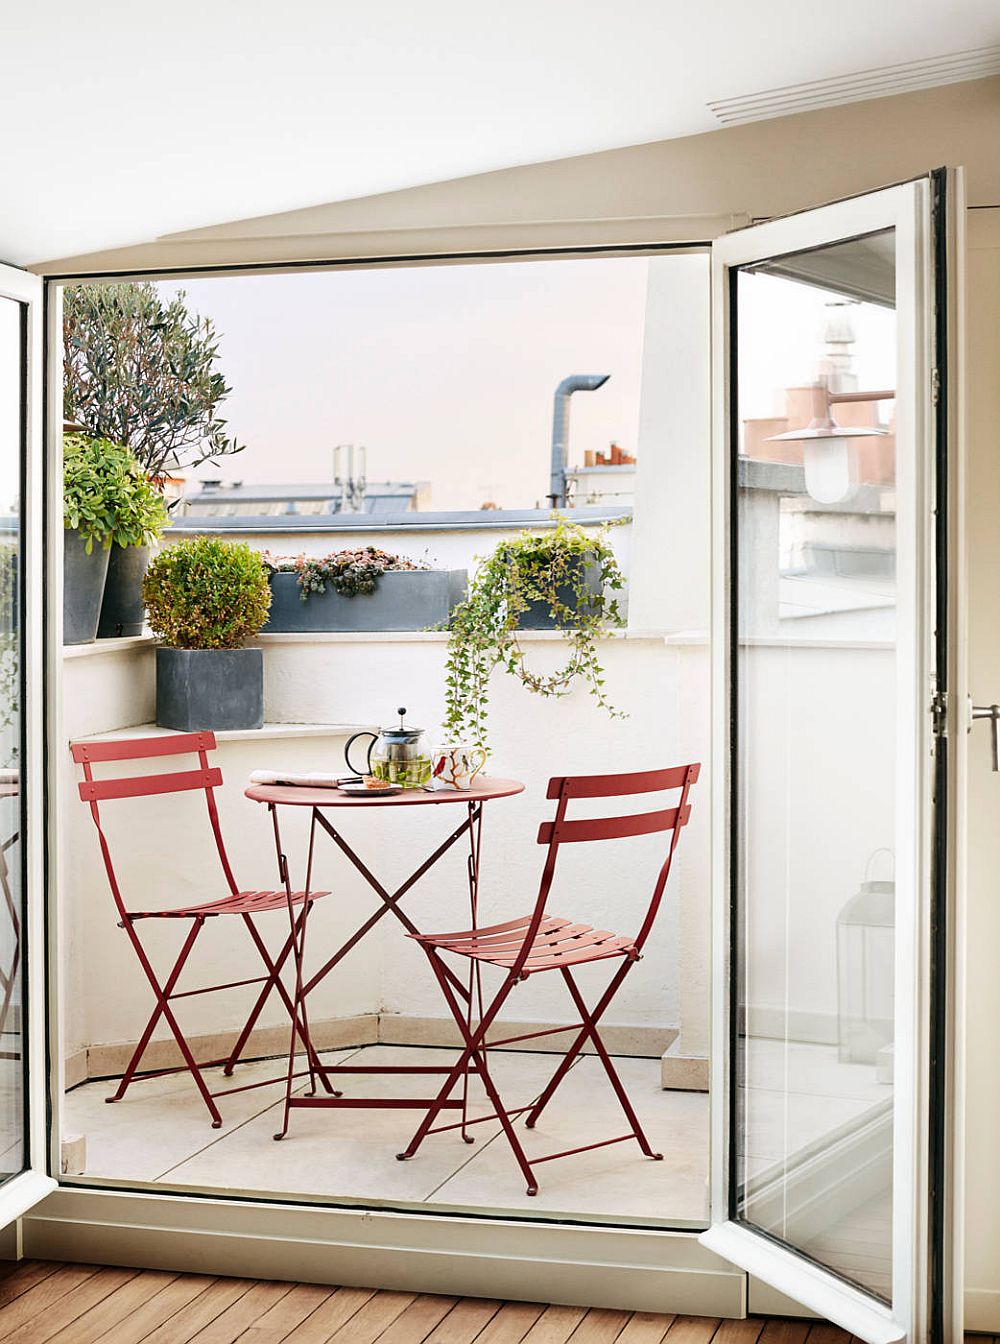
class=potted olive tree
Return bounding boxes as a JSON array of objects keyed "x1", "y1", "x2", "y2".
[
  {"x1": 63, "y1": 282, "x2": 244, "y2": 639},
  {"x1": 63, "y1": 434, "x2": 168, "y2": 645},
  {"x1": 142, "y1": 537, "x2": 271, "y2": 731}
]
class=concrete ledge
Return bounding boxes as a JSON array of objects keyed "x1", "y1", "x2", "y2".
[
  {"x1": 74, "y1": 1014, "x2": 380, "y2": 1086},
  {"x1": 660, "y1": 1040, "x2": 709, "y2": 1092},
  {"x1": 24, "y1": 1188, "x2": 741, "y2": 1316}
]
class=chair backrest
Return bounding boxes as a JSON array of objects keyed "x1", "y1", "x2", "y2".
[
  {"x1": 519, "y1": 764, "x2": 700, "y2": 973},
  {"x1": 70, "y1": 732, "x2": 238, "y2": 918}
]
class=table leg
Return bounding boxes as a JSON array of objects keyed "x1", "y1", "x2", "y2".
[
  {"x1": 460, "y1": 801, "x2": 484, "y2": 1143},
  {"x1": 274, "y1": 799, "x2": 496, "y2": 1127},
  {"x1": 271, "y1": 804, "x2": 339, "y2": 1141}
]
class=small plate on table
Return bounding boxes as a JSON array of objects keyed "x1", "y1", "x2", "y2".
[{"x1": 339, "y1": 781, "x2": 403, "y2": 797}]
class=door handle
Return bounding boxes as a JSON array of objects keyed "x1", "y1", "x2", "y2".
[{"x1": 971, "y1": 703, "x2": 1000, "y2": 771}]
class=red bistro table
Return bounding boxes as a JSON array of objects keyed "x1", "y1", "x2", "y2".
[{"x1": 244, "y1": 776, "x2": 525, "y2": 1140}]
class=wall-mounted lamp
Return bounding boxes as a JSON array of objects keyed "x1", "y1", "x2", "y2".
[{"x1": 766, "y1": 379, "x2": 894, "y2": 504}]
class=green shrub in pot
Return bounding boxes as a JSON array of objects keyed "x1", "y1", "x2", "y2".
[
  {"x1": 63, "y1": 434, "x2": 168, "y2": 645},
  {"x1": 142, "y1": 538, "x2": 271, "y2": 730}
]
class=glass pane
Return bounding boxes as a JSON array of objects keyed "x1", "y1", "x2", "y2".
[
  {"x1": 0, "y1": 297, "x2": 25, "y2": 1180},
  {"x1": 733, "y1": 231, "x2": 897, "y2": 1301}
]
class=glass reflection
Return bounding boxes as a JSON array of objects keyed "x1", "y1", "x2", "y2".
[{"x1": 734, "y1": 232, "x2": 896, "y2": 1300}]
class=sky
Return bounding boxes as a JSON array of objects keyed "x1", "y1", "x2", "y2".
[{"x1": 158, "y1": 257, "x2": 650, "y2": 511}]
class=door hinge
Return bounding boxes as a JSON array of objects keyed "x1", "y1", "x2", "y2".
[
  {"x1": 931, "y1": 690, "x2": 948, "y2": 737},
  {"x1": 931, "y1": 367, "x2": 941, "y2": 406}
]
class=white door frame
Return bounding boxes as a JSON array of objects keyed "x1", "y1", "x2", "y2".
[
  {"x1": 701, "y1": 177, "x2": 960, "y2": 1343},
  {"x1": 0, "y1": 263, "x2": 57, "y2": 1227}
]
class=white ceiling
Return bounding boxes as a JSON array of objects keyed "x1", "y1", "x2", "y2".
[{"x1": 4, "y1": 0, "x2": 999, "y2": 267}]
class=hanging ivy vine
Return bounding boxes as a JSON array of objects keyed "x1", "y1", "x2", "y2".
[{"x1": 444, "y1": 517, "x2": 626, "y2": 750}]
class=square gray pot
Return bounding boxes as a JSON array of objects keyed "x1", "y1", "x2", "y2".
[
  {"x1": 263, "y1": 569, "x2": 467, "y2": 633},
  {"x1": 155, "y1": 647, "x2": 264, "y2": 732},
  {"x1": 517, "y1": 559, "x2": 605, "y2": 629}
]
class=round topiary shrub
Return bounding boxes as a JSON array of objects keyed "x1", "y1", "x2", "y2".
[{"x1": 143, "y1": 537, "x2": 271, "y2": 650}]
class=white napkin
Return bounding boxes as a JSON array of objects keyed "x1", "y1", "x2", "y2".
[{"x1": 248, "y1": 769, "x2": 355, "y2": 788}]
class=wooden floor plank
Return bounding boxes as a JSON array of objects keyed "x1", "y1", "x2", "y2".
[
  {"x1": 0, "y1": 1262, "x2": 101, "y2": 1337},
  {"x1": 614, "y1": 1315, "x2": 674, "y2": 1344},
  {"x1": 142, "y1": 1279, "x2": 259, "y2": 1344},
  {"x1": 91, "y1": 1274, "x2": 218, "y2": 1344},
  {"x1": 661, "y1": 1319, "x2": 721, "y2": 1344},
  {"x1": 186, "y1": 1281, "x2": 295, "y2": 1344},
  {"x1": 804, "y1": 1329, "x2": 853, "y2": 1344},
  {"x1": 803, "y1": 1329, "x2": 852, "y2": 1344},
  {"x1": 280, "y1": 1288, "x2": 377, "y2": 1344},
  {"x1": 755, "y1": 1323, "x2": 811, "y2": 1344},
  {"x1": 568, "y1": 1310, "x2": 631, "y2": 1344},
  {"x1": 324, "y1": 1291, "x2": 417, "y2": 1344},
  {"x1": 1, "y1": 1267, "x2": 138, "y2": 1344},
  {"x1": 472, "y1": 1304, "x2": 546, "y2": 1344},
  {"x1": 0, "y1": 1262, "x2": 64, "y2": 1308},
  {"x1": 713, "y1": 1324, "x2": 765, "y2": 1344},
  {"x1": 423, "y1": 1299, "x2": 501, "y2": 1344},
  {"x1": 373, "y1": 1297, "x2": 459, "y2": 1344},
  {"x1": 0, "y1": 1264, "x2": 871, "y2": 1344},
  {"x1": 47, "y1": 1271, "x2": 177, "y2": 1344},
  {"x1": 520, "y1": 1306, "x2": 589, "y2": 1344},
  {"x1": 238, "y1": 1284, "x2": 335, "y2": 1344}
]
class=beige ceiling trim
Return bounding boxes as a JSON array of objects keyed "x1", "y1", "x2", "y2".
[{"x1": 32, "y1": 215, "x2": 737, "y2": 279}]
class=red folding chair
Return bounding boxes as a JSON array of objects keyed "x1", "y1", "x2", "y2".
[
  {"x1": 396, "y1": 763, "x2": 700, "y2": 1194},
  {"x1": 71, "y1": 732, "x2": 333, "y2": 1127}
]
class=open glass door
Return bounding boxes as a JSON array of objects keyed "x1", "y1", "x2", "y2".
[
  {"x1": 702, "y1": 176, "x2": 958, "y2": 1343},
  {"x1": 0, "y1": 263, "x2": 56, "y2": 1225}
]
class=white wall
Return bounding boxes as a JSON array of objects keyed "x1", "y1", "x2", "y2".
[{"x1": 60, "y1": 630, "x2": 707, "y2": 1060}]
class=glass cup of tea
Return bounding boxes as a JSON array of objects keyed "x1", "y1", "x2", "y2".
[{"x1": 431, "y1": 744, "x2": 487, "y2": 791}]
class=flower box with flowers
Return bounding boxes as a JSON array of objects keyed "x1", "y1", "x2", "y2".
[{"x1": 262, "y1": 548, "x2": 467, "y2": 633}]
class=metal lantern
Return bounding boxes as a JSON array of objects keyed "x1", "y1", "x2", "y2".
[{"x1": 837, "y1": 850, "x2": 895, "y2": 1066}]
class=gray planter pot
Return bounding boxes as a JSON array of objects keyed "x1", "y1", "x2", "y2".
[
  {"x1": 263, "y1": 569, "x2": 467, "y2": 633},
  {"x1": 63, "y1": 530, "x2": 111, "y2": 646},
  {"x1": 98, "y1": 544, "x2": 149, "y2": 639},
  {"x1": 155, "y1": 647, "x2": 264, "y2": 731},
  {"x1": 517, "y1": 559, "x2": 604, "y2": 629}
]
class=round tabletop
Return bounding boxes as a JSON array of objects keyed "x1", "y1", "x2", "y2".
[{"x1": 245, "y1": 776, "x2": 525, "y2": 808}]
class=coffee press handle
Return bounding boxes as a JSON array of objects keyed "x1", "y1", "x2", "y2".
[{"x1": 344, "y1": 730, "x2": 377, "y2": 777}]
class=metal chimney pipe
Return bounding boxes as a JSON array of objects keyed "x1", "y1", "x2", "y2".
[{"x1": 548, "y1": 374, "x2": 610, "y2": 508}]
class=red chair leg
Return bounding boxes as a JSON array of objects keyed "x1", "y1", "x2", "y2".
[
  {"x1": 531, "y1": 965, "x2": 662, "y2": 1161},
  {"x1": 112, "y1": 916, "x2": 224, "y2": 1128},
  {"x1": 524, "y1": 956, "x2": 633, "y2": 1130},
  {"x1": 396, "y1": 949, "x2": 542, "y2": 1193},
  {"x1": 224, "y1": 908, "x2": 333, "y2": 1091}
]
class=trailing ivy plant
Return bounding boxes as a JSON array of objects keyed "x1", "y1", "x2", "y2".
[
  {"x1": 143, "y1": 537, "x2": 271, "y2": 650},
  {"x1": 266, "y1": 546, "x2": 427, "y2": 601},
  {"x1": 444, "y1": 517, "x2": 626, "y2": 750},
  {"x1": 63, "y1": 434, "x2": 169, "y2": 553},
  {"x1": 63, "y1": 282, "x2": 243, "y2": 477}
]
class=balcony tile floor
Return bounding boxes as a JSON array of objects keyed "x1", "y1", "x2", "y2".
[
  {"x1": 63, "y1": 1039, "x2": 890, "y2": 1230},
  {"x1": 64, "y1": 1044, "x2": 710, "y2": 1226}
]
